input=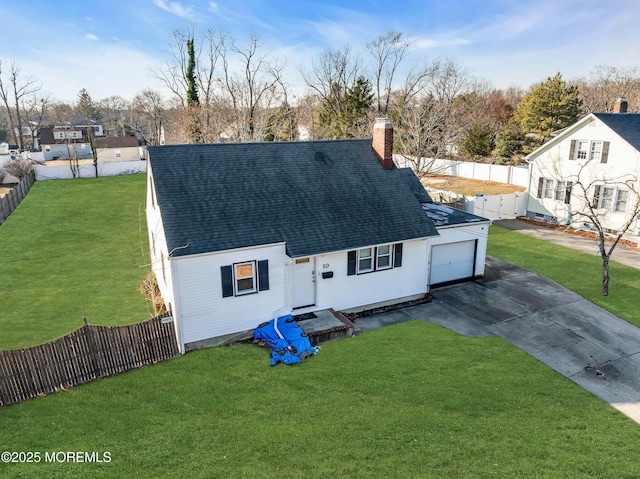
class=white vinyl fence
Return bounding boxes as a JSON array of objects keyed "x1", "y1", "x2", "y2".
[
  {"x1": 35, "y1": 160, "x2": 147, "y2": 180},
  {"x1": 426, "y1": 188, "x2": 528, "y2": 221},
  {"x1": 394, "y1": 155, "x2": 529, "y2": 188}
]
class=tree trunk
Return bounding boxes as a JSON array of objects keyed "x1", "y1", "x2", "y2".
[{"x1": 601, "y1": 255, "x2": 609, "y2": 296}]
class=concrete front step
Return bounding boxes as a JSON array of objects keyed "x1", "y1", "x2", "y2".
[{"x1": 296, "y1": 308, "x2": 360, "y2": 346}]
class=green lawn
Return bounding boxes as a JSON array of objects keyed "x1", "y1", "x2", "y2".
[
  {"x1": 2, "y1": 177, "x2": 640, "y2": 477},
  {"x1": 1, "y1": 321, "x2": 639, "y2": 479},
  {"x1": 0, "y1": 175, "x2": 151, "y2": 349},
  {"x1": 487, "y1": 226, "x2": 640, "y2": 327}
]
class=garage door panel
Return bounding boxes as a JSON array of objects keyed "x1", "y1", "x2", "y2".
[{"x1": 431, "y1": 240, "x2": 476, "y2": 285}]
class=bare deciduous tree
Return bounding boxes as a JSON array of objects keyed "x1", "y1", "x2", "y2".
[
  {"x1": 392, "y1": 58, "x2": 475, "y2": 174},
  {"x1": 0, "y1": 59, "x2": 42, "y2": 150},
  {"x1": 131, "y1": 89, "x2": 166, "y2": 145},
  {"x1": 221, "y1": 33, "x2": 286, "y2": 141},
  {"x1": 569, "y1": 167, "x2": 640, "y2": 296},
  {"x1": 367, "y1": 31, "x2": 412, "y2": 116},
  {"x1": 573, "y1": 66, "x2": 640, "y2": 113}
]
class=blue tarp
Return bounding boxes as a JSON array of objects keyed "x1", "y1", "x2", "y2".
[{"x1": 253, "y1": 315, "x2": 319, "y2": 365}]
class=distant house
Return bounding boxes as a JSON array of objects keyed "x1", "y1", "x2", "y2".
[
  {"x1": 95, "y1": 136, "x2": 141, "y2": 162},
  {"x1": 526, "y1": 97, "x2": 640, "y2": 238},
  {"x1": 39, "y1": 116, "x2": 104, "y2": 161},
  {"x1": 146, "y1": 119, "x2": 490, "y2": 352}
]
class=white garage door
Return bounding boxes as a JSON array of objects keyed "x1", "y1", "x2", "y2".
[{"x1": 430, "y1": 240, "x2": 477, "y2": 286}]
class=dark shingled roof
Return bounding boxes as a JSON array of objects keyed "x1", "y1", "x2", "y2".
[
  {"x1": 593, "y1": 113, "x2": 640, "y2": 151},
  {"x1": 149, "y1": 139, "x2": 439, "y2": 258}
]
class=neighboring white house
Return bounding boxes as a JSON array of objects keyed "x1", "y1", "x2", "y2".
[
  {"x1": 525, "y1": 98, "x2": 640, "y2": 238},
  {"x1": 146, "y1": 119, "x2": 490, "y2": 353},
  {"x1": 95, "y1": 136, "x2": 141, "y2": 162},
  {"x1": 39, "y1": 116, "x2": 105, "y2": 160}
]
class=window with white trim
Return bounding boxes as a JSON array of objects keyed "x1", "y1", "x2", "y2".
[
  {"x1": 570, "y1": 139, "x2": 609, "y2": 163},
  {"x1": 221, "y1": 260, "x2": 269, "y2": 298},
  {"x1": 593, "y1": 186, "x2": 629, "y2": 213},
  {"x1": 348, "y1": 244, "x2": 401, "y2": 276},
  {"x1": 537, "y1": 178, "x2": 572, "y2": 204},
  {"x1": 590, "y1": 141, "x2": 603, "y2": 161},
  {"x1": 376, "y1": 244, "x2": 392, "y2": 270},
  {"x1": 575, "y1": 140, "x2": 589, "y2": 160},
  {"x1": 234, "y1": 261, "x2": 257, "y2": 295},
  {"x1": 358, "y1": 248, "x2": 373, "y2": 273}
]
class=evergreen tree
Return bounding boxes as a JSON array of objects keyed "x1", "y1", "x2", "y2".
[
  {"x1": 263, "y1": 103, "x2": 297, "y2": 141},
  {"x1": 186, "y1": 38, "x2": 199, "y2": 107},
  {"x1": 459, "y1": 122, "x2": 495, "y2": 161},
  {"x1": 75, "y1": 88, "x2": 101, "y2": 120},
  {"x1": 494, "y1": 118, "x2": 525, "y2": 164},
  {"x1": 514, "y1": 73, "x2": 582, "y2": 151},
  {"x1": 316, "y1": 76, "x2": 374, "y2": 139},
  {"x1": 185, "y1": 38, "x2": 201, "y2": 143}
]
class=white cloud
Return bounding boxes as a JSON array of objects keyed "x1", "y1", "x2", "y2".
[
  {"x1": 152, "y1": 0, "x2": 195, "y2": 20},
  {"x1": 85, "y1": 33, "x2": 99, "y2": 41}
]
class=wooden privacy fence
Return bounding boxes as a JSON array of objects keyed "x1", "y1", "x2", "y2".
[
  {"x1": 0, "y1": 169, "x2": 35, "y2": 225},
  {"x1": 0, "y1": 315, "x2": 179, "y2": 407}
]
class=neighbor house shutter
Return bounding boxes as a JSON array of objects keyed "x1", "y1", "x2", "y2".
[
  {"x1": 564, "y1": 182, "x2": 573, "y2": 205},
  {"x1": 537, "y1": 177, "x2": 544, "y2": 198},
  {"x1": 393, "y1": 243, "x2": 403, "y2": 268},
  {"x1": 258, "y1": 260, "x2": 269, "y2": 291},
  {"x1": 600, "y1": 141, "x2": 610, "y2": 163},
  {"x1": 592, "y1": 185, "x2": 602, "y2": 208},
  {"x1": 568, "y1": 140, "x2": 577, "y2": 160},
  {"x1": 221, "y1": 265, "x2": 234, "y2": 298},
  {"x1": 347, "y1": 251, "x2": 357, "y2": 276}
]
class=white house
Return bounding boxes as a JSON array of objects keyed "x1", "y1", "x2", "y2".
[
  {"x1": 525, "y1": 98, "x2": 640, "y2": 238},
  {"x1": 39, "y1": 116, "x2": 105, "y2": 161},
  {"x1": 95, "y1": 136, "x2": 141, "y2": 162},
  {"x1": 146, "y1": 119, "x2": 490, "y2": 352}
]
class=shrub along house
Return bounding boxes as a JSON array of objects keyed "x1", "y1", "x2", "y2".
[{"x1": 146, "y1": 119, "x2": 489, "y2": 352}]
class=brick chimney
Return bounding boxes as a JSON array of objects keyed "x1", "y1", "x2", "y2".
[
  {"x1": 613, "y1": 96, "x2": 628, "y2": 113},
  {"x1": 372, "y1": 118, "x2": 394, "y2": 169}
]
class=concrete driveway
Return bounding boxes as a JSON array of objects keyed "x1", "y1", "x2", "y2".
[{"x1": 355, "y1": 256, "x2": 640, "y2": 424}]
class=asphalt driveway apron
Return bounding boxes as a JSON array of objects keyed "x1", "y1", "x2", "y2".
[{"x1": 355, "y1": 256, "x2": 640, "y2": 424}]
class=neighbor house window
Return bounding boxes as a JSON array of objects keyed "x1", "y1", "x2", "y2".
[
  {"x1": 538, "y1": 178, "x2": 572, "y2": 204},
  {"x1": 575, "y1": 140, "x2": 589, "y2": 160},
  {"x1": 593, "y1": 185, "x2": 629, "y2": 212},
  {"x1": 221, "y1": 260, "x2": 269, "y2": 298},
  {"x1": 347, "y1": 244, "x2": 403, "y2": 276},
  {"x1": 590, "y1": 141, "x2": 603, "y2": 162},
  {"x1": 615, "y1": 190, "x2": 629, "y2": 212},
  {"x1": 570, "y1": 140, "x2": 609, "y2": 163}
]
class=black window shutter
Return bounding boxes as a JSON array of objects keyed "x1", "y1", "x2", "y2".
[
  {"x1": 221, "y1": 265, "x2": 234, "y2": 298},
  {"x1": 393, "y1": 243, "x2": 403, "y2": 268},
  {"x1": 569, "y1": 140, "x2": 576, "y2": 160},
  {"x1": 258, "y1": 260, "x2": 269, "y2": 291},
  {"x1": 564, "y1": 182, "x2": 573, "y2": 205},
  {"x1": 601, "y1": 141, "x2": 610, "y2": 163},
  {"x1": 537, "y1": 177, "x2": 544, "y2": 199},
  {"x1": 592, "y1": 185, "x2": 601, "y2": 208},
  {"x1": 347, "y1": 251, "x2": 357, "y2": 276}
]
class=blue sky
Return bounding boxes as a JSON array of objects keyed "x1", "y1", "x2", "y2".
[{"x1": 1, "y1": 0, "x2": 638, "y2": 103}]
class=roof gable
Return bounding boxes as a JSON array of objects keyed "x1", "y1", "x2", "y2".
[
  {"x1": 592, "y1": 113, "x2": 640, "y2": 152},
  {"x1": 527, "y1": 112, "x2": 640, "y2": 160},
  {"x1": 149, "y1": 139, "x2": 438, "y2": 258}
]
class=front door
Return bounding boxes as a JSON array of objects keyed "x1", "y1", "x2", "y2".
[{"x1": 292, "y1": 257, "x2": 316, "y2": 309}]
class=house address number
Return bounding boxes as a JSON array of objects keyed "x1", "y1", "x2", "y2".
[{"x1": 322, "y1": 263, "x2": 330, "y2": 269}]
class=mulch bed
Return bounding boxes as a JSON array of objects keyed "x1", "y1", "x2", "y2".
[{"x1": 517, "y1": 216, "x2": 639, "y2": 250}]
